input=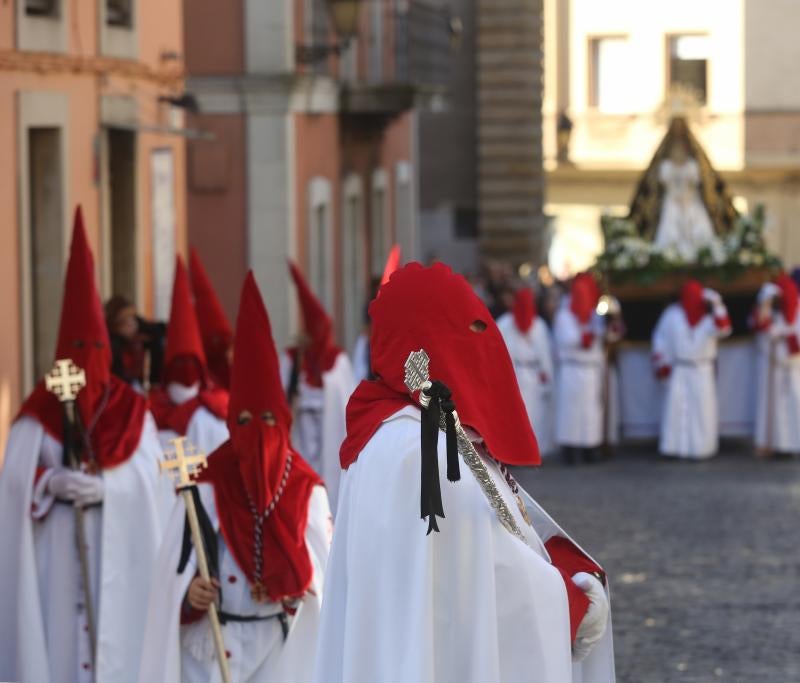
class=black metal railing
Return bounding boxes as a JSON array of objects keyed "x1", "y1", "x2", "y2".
[{"x1": 394, "y1": 0, "x2": 452, "y2": 89}]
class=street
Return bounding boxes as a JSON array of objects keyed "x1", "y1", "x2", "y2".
[{"x1": 517, "y1": 445, "x2": 800, "y2": 683}]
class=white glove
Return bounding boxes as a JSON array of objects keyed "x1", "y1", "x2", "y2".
[
  {"x1": 572, "y1": 572, "x2": 609, "y2": 662},
  {"x1": 47, "y1": 468, "x2": 104, "y2": 506}
]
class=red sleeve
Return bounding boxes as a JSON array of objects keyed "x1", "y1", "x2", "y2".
[
  {"x1": 714, "y1": 314, "x2": 731, "y2": 330},
  {"x1": 787, "y1": 334, "x2": 800, "y2": 355},
  {"x1": 546, "y1": 536, "x2": 605, "y2": 643},
  {"x1": 750, "y1": 308, "x2": 771, "y2": 333},
  {"x1": 180, "y1": 601, "x2": 206, "y2": 625},
  {"x1": 581, "y1": 332, "x2": 595, "y2": 349}
]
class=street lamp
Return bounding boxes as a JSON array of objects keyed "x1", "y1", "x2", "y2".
[{"x1": 296, "y1": 0, "x2": 362, "y2": 64}]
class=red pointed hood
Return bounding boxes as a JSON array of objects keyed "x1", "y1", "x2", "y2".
[
  {"x1": 512, "y1": 288, "x2": 537, "y2": 333},
  {"x1": 56, "y1": 206, "x2": 112, "y2": 423},
  {"x1": 381, "y1": 244, "x2": 402, "y2": 286},
  {"x1": 288, "y1": 260, "x2": 341, "y2": 385},
  {"x1": 163, "y1": 256, "x2": 207, "y2": 386},
  {"x1": 199, "y1": 272, "x2": 321, "y2": 602},
  {"x1": 340, "y1": 262, "x2": 540, "y2": 470},
  {"x1": 775, "y1": 273, "x2": 799, "y2": 325},
  {"x1": 18, "y1": 206, "x2": 146, "y2": 468},
  {"x1": 189, "y1": 248, "x2": 233, "y2": 388},
  {"x1": 570, "y1": 273, "x2": 600, "y2": 325},
  {"x1": 681, "y1": 280, "x2": 706, "y2": 327}
]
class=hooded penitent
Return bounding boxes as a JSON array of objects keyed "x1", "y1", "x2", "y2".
[
  {"x1": 340, "y1": 262, "x2": 540, "y2": 470},
  {"x1": 189, "y1": 248, "x2": 233, "y2": 389},
  {"x1": 512, "y1": 288, "x2": 537, "y2": 334},
  {"x1": 380, "y1": 244, "x2": 402, "y2": 286},
  {"x1": 149, "y1": 256, "x2": 228, "y2": 434},
  {"x1": 570, "y1": 273, "x2": 600, "y2": 325},
  {"x1": 18, "y1": 206, "x2": 146, "y2": 468},
  {"x1": 775, "y1": 273, "x2": 799, "y2": 325},
  {"x1": 198, "y1": 272, "x2": 321, "y2": 602},
  {"x1": 681, "y1": 280, "x2": 707, "y2": 328},
  {"x1": 288, "y1": 261, "x2": 341, "y2": 387}
]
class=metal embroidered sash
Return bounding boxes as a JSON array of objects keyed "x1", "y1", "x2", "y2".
[{"x1": 404, "y1": 349, "x2": 527, "y2": 544}]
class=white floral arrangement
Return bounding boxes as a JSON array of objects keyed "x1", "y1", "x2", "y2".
[{"x1": 598, "y1": 212, "x2": 779, "y2": 275}]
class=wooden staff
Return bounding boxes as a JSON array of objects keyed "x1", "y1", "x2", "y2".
[
  {"x1": 45, "y1": 359, "x2": 97, "y2": 667},
  {"x1": 160, "y1": 437, "x2": 232, "y2": 683}
]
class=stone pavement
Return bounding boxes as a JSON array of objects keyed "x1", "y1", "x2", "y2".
[{"x1": 515, "y1": 443, "x2": 800, "y2": 683}]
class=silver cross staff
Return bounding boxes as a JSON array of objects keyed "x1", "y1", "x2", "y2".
[{"x1": 403, "y1": 349, "x2": 527, "y2": 543}]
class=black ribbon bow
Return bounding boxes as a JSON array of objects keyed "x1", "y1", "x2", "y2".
[{"x1": 420, "y1": 381, "x2": 461, "y2": 535}]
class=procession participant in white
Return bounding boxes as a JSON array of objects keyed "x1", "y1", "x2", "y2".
[
  {"x1": 190, "y1": 247, "x2": 234, "y2": 390},
  {"x1": 0, "y1": 207, "x2": 165, "y2": 683},
  {"x1": 284, "y1": 261, "x2": 356, "y2": 512},
  {"x1": 497, "y1": 287, "x2": 555, "y2": 455},
  {"x1": 314, "y1": 263, "x2": 614, "y2": 683},
  {"x1": 139, "y1": 272, "x2": 332, "y2": 683},
  {"x1": 554, "y1": 273, "x2": 621, "y2": 464},
  {"x1": 150, "y1": 256, "x2": 229, "y2": 455},
  {"x1": 652, "y1": 280, "x2": 731, "y2": 460},
  {"x1": 751, "y1": 274, "x2": 800, "y2": 457}
]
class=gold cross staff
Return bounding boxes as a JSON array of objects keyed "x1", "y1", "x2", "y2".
[
  {"x1": 45, "y1": 359, "x2": 86, "y2": 403},
  {"x1": 159, "y1": 437, "x2": 231, "y2": 683},
  {"x1": 160, "y1": 437, "x2": 208, "y2": 489}
]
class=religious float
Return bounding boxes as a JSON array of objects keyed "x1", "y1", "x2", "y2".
[{"x1": 593, "y1": 117, "x2": 782, "y2": 440}]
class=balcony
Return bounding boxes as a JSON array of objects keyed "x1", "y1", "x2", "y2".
[{"x1": 340, "y1": 0, "x2": 454, "y2": 118}]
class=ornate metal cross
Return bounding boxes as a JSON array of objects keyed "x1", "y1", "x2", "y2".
[
  {"x1": 45, "y1": 359, "x2": 86, "y2": 403},
  {"x1": 404, "y1": 349, "x2": 431, "y2": 392},
  {"x1": 160, "y1": 437, "x2": 208, "y2": 489}
]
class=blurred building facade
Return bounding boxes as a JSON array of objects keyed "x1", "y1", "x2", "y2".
[
  {"x1": 0, "y1": 0, "x2": 187, "y2": 445},
  {"x1": 544, "y1": 0, "x2": 800, "y2": 277},
  {"x1": 185, "y1": 0, "x2": 453, "y2": 352},
  {"x1": 419, "y1": 0, "x2": 546, "y2": 274}
]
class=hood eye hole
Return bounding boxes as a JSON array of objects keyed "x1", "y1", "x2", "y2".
[
  {"x1": 469, "y1": 320, "x2": 487, "y2": 333},
  {"x1": 261, "y1": 411, "x2": 277, "y2": 426},
  {"x1": 237, "y1": 410, "x2": 252, "y2": 425},
  {"x1": 73, "y1": 340, "x2": 86, "y2": 348},
  {"x1": 94, "y1": 341, "x2": 105, "y2": 349}
]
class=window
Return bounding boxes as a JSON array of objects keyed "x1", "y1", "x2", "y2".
[
  {"x1": 308, "y1": 177, "x2": 333, "y2": 310},
  {"x1": 28, "y1": 127, "x2": 64, "y2": 382},
  {"x1": 370, "y1": 170, "x2": 388, "y2": 277},
  {"x1": 25, "y1": 0, "x2": 57, "y2": 16},
  {"x1": 395, "y1": 161, "x2": 414, "y2": 260},
  {"x1": 106, "y1": 0, "x2": 133, "y2": 27},
  {"x1": 342, "y1": 175, "x2": 365, "y2": 352},
  {"x1": 668, "y1": 34, "x2": 709, "y2": 104},
  {"x1": 589, "y1": 36, "x2": 631, "y2": 113},
  {"x1": 368, "y1": 0, "x2": 384, "y2": 82}
]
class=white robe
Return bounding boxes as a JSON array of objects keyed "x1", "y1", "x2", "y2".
[
  {"x1": 652, "y1": 304, "x2": 731, "y2": 458},
  {"x1": 281, "y1": 351, "x2": 357, "y2": 514},
  {"x1": 554, "y1": 307, "x2": 607, "y2": 449},
  {"x1": 138, "y1": 483, "x2": 332, "y2": 683},
  {"x1": 497, "y1": 313, "x2": 556, "y2": 455},
  {"x1": 0, "y1": 413, "x2": 165, "y2": 683},
  {"x1": 157, "y1": 406, "x2": 230, "y2": 457},
  {"x1": 313, "y1": 406, "x2": 615, "y2": 683},
  {"x1": 654, "y1": 158, "x2": 716, "y2": 261},
  {"x1": 754, "y1": 312, "x2": 800, "y2": 453}
]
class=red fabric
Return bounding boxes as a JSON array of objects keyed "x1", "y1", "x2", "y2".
[
  {"x1": 17, "y1": 206, "x2": 146, "y2": 469},
  {"x1": 681, "y1": 280, "x2": 706, "y2": 328},
  {"x1": 545, "y1": 536, "x2": 605, "y2": 643},
  {"x1": 189, "y1": 248, "x2": 233, "y2": 389},
  {"x1": 655, "y1": 365, "x2": 672, "y2": 380},
  {"x1": 581, "y1": 332, "x2": 595, "y2": 349},
  {"x1": 149, "y1": 386, "x2": 229, "y2": 435},
  {"x1": 340, "y1": 262, "x2": 540, "y2": 469},
  {"x1": 164, "y1": 256, "x2": 208, "y2": 384},
  {"x1": 381, "y1": 244, "x2": 402, "y2": 286},
  {"x1": 570, "y1": 273, "x2": 600, "y2": 325},
  {"x1": 776, "y1": 274, "x2": 799, "y2": 325},
  {"x1": 197, "y1": 272, "x2": 320, "y2": 601},
  {"x1": 713, "y1": 314, "x2": 731, "y2": 330},
  {"x1": 750, "y1": 308, "x2": 771, "y2": 333},
  {"x1": 288, "y1": 261, "x2": 341, "y2": 387},
  {"x1": 788, "y1": 334, "x2": 800, "y2": 356},
  {"x1": 512, "y1": 288, "x2": 536, "y2": 333}
]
